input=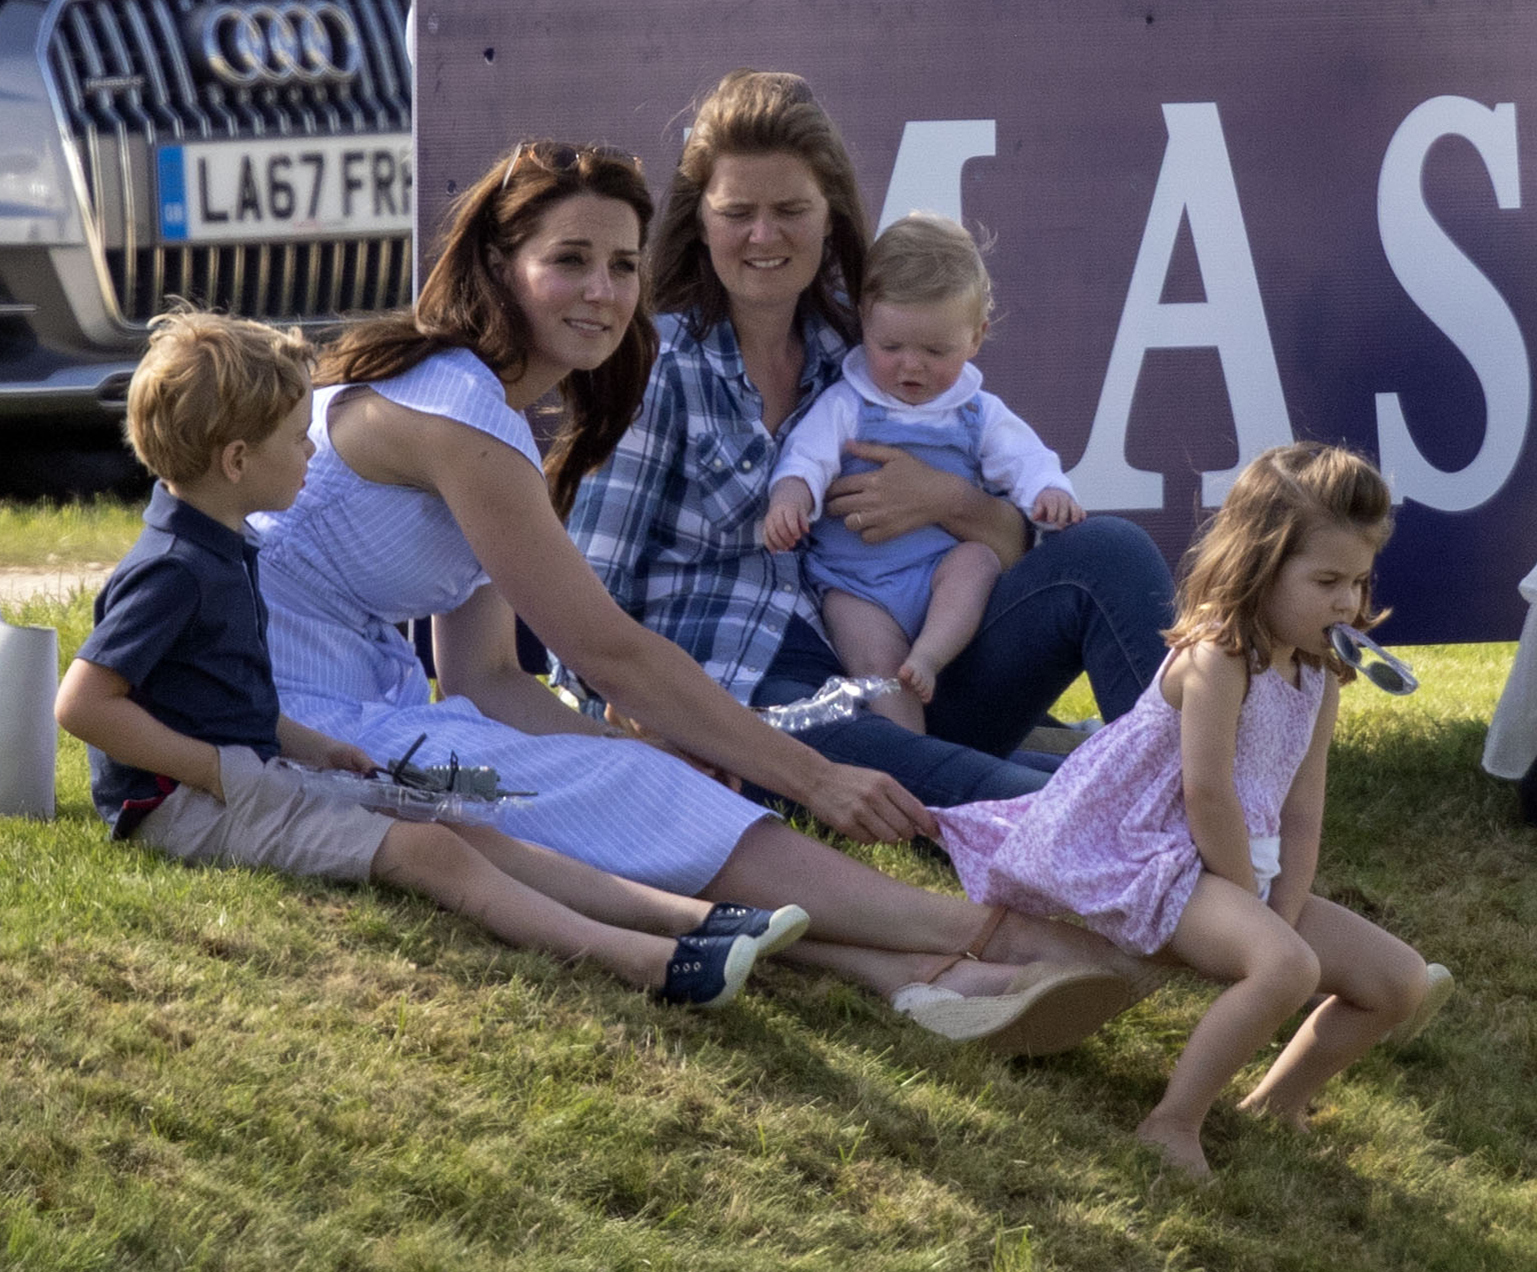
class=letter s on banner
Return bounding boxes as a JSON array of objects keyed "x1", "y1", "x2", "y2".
[
  {"x1": 1376, "y1": 96, "x2": 1527, "y2": 511},
  {"x1": 877, "y1": 120, "x2": 996, "y2": 233}
]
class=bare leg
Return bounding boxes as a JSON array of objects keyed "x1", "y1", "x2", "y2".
[
  {"x1": 371, "y1": 821, "x2": 676, "y2": 990},
  {"x1": 453, "y1": 821, "x2": 712, "y2": 936},
  {"x1": 902, "y1": 542, "x2": 1001, "y2": 704},
  {"x1": 1238, "y1": 895, "x2": 1427, "y2": 1128},
  {"x1": 822, "y1": 588, "x2": 927, "y2": 732},
  {"x1": 704, "y1": 819, "x2": 1143, "y2": 975},
  {"x1": 1137, "y1": 875, "x2": 1320, "y2": 1177}
]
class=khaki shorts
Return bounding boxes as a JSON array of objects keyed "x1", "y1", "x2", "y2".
[{"x1": 134, "y1": 746, "x2": 393, "y2": 881}]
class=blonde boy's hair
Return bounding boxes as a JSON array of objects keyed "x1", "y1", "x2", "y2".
[
  {"x1": 863, "y1": 212, "x2": 992, "y2": 330},
  {"x1": 126, "y1": 306, "x2": 313, "y2": 484},
  {"x1": 1164, "y1": 441, "x2": 1394, "y2": 678}
]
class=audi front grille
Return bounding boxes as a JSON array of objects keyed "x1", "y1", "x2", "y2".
[{"x1": 42, "y1": 0, "x2": 413, "y2": 326}]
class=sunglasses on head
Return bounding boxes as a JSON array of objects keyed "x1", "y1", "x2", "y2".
[
  {"x1": 501, "y1": 140, "x2": 643, "y2": 191},
  {"x1": 1327, "y1": 624, "x2": 1419, "y2": 695}
]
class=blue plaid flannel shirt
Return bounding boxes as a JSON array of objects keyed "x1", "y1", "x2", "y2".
[{"x1": 562, "y1": 308, "x2": 848, "y2": 705}]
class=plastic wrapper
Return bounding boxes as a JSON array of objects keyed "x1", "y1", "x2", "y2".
[
  {"x1": 754, "y1": 676, "x2": 900, "y2": 732},
  {"x1": 277, "y1": 761, "x2": 528, "y2": 824}
]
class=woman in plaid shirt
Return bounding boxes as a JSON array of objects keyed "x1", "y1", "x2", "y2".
[{"x1": 567, "y1": 69, "x2": 1175, "y2": 811}]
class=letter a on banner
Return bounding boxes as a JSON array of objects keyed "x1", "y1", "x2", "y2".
[
  {"x1": 1376, "y1": 97, "x2": 1527, "y2": 512},
  {"x1": 1071, "y1": 103, "x2": 1290, "y2": 510}
]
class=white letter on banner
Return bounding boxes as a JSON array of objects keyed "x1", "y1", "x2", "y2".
[
  {"x1": 877, "y1": 121, "x2": 996, "y2": 233},
  {"x1": 1376, "y1": 97, "x2": 1526, "y2": 511},
  {"x1": 1070, "y1": 103, "x2": 1290, "y2": 510}
]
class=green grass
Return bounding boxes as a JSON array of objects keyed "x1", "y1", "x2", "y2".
[
  {"x1": 3, "y1": 584, "x2": 1535, "y2": 1268},
  {"x1": 0, "y1": 498, "x2": 143, "y2": 571}
]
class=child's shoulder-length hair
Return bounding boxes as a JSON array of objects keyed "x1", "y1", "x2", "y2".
[{"x1": 1163, "y1": 440, "x2": 1394, "y2": 678}]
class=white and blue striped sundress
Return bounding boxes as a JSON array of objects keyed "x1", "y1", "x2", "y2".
[{"x1": 250, "y1": 347, "x2": 767, "y2": 895}]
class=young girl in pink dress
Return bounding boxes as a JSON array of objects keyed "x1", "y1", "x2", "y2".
[{"x1": 929, "y1": 442, "x2": 1451, "y2": 1177}]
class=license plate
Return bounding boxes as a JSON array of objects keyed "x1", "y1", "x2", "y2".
[{"x1": 157, "y1": 135, "x2": 412, "y2": 243}]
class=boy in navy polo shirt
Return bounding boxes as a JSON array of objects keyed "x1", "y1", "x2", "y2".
[{"x1": 55, "y1": 309, "x2": 807, "y2": 1008}]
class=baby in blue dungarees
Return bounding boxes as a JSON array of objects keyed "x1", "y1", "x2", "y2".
[{"x1": 765, "y1": 213, "x2": 1084, "y2": 733}]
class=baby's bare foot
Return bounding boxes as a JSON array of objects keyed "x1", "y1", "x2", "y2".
[
  {"x1": 898, "y1": 658, "x2": 937, "y2": 703},
  {"x1": 1136, "y1": 1114, "x2": 1212, "y2": 1180}
]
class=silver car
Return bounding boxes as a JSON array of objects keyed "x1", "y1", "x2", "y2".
[{"x1": 0, "y1": 0, "x2": 412, "y2": 449}]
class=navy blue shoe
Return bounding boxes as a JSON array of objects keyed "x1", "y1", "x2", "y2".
[
  {"x1": 657, "y1": 933, "x2": 756, "y2": 1009},
  {"x1": 688, "y1": 903, "x2": 810, "y2": 957}
]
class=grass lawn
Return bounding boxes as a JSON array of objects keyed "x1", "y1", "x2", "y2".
[{"x1": 1, "y1": 507, "x2": 1534, "y2": 1270}]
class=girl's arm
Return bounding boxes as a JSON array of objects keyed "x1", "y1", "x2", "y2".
[
  {"x1": 1267, "y1": 675, "x2": 1340, "y2": 926},
  {"x1": 55, "y1": 659, "x2": 224, "y2": 799},
  {"x1": 386, "y1": 401, "x2": 935, "y2": 844},
  {"x1": 1173, "y1": 641, "x2": 1260, "y2": 892},
  {"x1": 824, "y1": 441, "x2": 1029, "y2": 566}
]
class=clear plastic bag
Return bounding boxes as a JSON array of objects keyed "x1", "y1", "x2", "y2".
[
  {"x1": 276, "y1": 762, "x2": 529, "y2": 824},
  {"x1": 754, "y1": 676, "x2": 901, "y2": 733}
]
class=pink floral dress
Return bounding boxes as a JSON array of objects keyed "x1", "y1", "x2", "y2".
[{"x1": 930, "y1": 652, "x2": 1327, "y2": 955}]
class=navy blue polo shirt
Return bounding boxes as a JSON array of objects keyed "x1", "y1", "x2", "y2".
[{"x1": 78, "y1": 483, "x2": 282, "y2": 832}]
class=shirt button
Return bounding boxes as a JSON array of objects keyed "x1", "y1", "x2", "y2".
[
  {"x1": 745, "y1": 665, "x2": 758, "y2": 674},
  {"x1": 780, "y1": 582, "x2": 794, "y2": 592},
  {"x1": 738, "y1": 459, "x2": 753, "y2": 471},
  {"x1": 711, "y1": 458, "x2": 725, "y2": 470}
]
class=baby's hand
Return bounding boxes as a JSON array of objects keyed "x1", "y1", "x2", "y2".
[
  {"x1": 764, "y1": 479, "x2": 814, "y2": 552},
  {"x1": 1031, "y1": 487, "x2": 1086, "y2": 529},
  {"x1": 764, "y1": 503, "x2": 808, "y2": 552}
]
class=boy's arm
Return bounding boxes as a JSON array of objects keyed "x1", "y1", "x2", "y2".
[
  {"x1": 275, "y1": 715, "x2": 378, "y2": 774},
  {"x1": 56, "y1": 659, "x2": 225, "y2": 800}
]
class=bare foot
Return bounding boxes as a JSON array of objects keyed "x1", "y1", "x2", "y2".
[
  {"x1": 1136, "y1": 1114, "x2": 1212, "y2": 1180},
  {"x1": 928, "y1": 956, "x2": 1030, "y2": 998},
  {"x1": 898, "y1": 657, "x2": 937, "y2": 704},
  {"x1": 1237, "y1": 1093, "x2": 1312, "y2": 1134}
]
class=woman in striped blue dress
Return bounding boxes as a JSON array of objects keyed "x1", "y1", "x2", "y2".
[{"x1": 250, "y1": 140, "x2": 1142, "y2": 1051}]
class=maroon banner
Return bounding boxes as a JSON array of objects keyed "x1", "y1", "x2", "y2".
[{"x1": 415, "y1": 1, "x2": 1537, "y2": 643}]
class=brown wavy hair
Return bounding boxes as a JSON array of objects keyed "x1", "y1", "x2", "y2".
[
  {"x1": 1164, "y1": 441, "x2": 1394, "y2": 679},
  {"x1": 650, "y1": 68, "x2": 868, "y2": 345},
  {"x1": 317, "y1": 141, "x2": 659, "y2": 519},
  {"x1": 128, "y1": 305, "x2": 313, "y2": 484}
]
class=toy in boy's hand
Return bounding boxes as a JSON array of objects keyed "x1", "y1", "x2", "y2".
[
  {"x1": 755, "y1": 676, "x2": 902, "y2": 732},
  {"x1": 1328, "y1": 624, "x2": 1419, "y2": 695},
  {"x1": 280, "y1": 733, "x2": 535, "y2": 823}
]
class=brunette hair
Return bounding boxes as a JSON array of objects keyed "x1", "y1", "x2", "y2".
[
  {"x1": 127, "y1": 305, "x2": 313, "y2": 484},
  {"x1": 650, "y1": 68, "x2": 868, "y2": 345},
  {"x1": 863, "y1": 212, "x2": 992, "y2": 331},
  {"x1": 317, "y1": 141, "x2": 659, "y2": 519},
  {"x1": 1164, "y1": 441, "x2": 1394, "y2": 677}
]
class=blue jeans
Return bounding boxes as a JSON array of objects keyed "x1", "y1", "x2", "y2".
[{"x1": 749, "y1": 516, "x2": 1174, "y2": 808}]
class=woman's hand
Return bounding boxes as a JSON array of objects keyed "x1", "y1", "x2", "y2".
[
  {"x1": 824, "y1": 441, "x2": 951, "y2": 542},
  {"x1": 805, "y1": 762, "x2": 938, "y2": 844},
  {"x1": 825, "y1": 441, "x2": 1029, "y2": 565}
]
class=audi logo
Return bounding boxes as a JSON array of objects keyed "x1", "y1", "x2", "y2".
[{"x1": 194, "y1": 3, "x2": 364, "y2": 89}]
